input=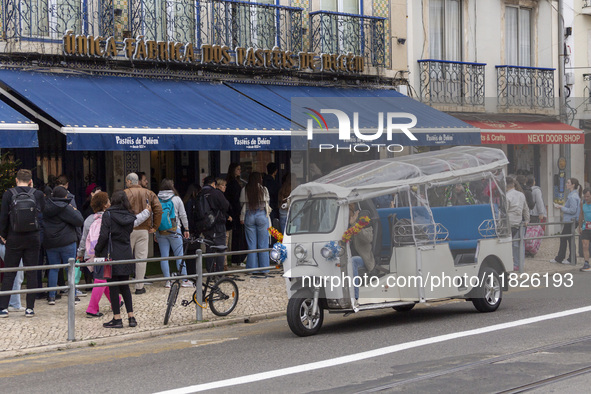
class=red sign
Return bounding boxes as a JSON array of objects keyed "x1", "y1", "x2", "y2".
[
  {"x1": 465, "y1": 120, "x2": 584, "y2": 145},
  {"x1": 480, "y1": 132, "x2": 584, "y2": 144}
]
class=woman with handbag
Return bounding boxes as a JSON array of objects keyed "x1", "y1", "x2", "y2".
[
  {"x1": 95, "y1": 190, "x2": 138, "y2": 328},
  {"x1": 240, "y1": 172, "x2": 271, "y2": 274}
]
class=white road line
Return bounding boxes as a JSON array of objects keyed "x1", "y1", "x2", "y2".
[{"x1": 155, "y1": 306, "x2": 591, "y2": 393}]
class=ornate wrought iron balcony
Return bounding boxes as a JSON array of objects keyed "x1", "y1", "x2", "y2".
[
  {"x1": 1, "y1": 0, "x2": 304, "y2": 52},
  {"x1": 128, "y1": 0, "x2": 303, "y2": 51},
  {"x1": 496, "y1": 65, "x2": 555, "y2": 109},
  {"x1": 308, "y1": 11, "x2": 387, "y2": 69},
  {"x1": 417, "y1": 59, "x2": 485, "y2": 106}
]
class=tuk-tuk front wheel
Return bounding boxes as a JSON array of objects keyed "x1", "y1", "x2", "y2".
[
  {"x1": 472, "y1": 267, "x2": 502, "y2": 312},
  {"x1": 287, "y1": 290, "x2": 324, "y2": 337}
]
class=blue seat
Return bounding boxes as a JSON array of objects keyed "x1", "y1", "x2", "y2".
[{"x1": 377, "y1": 204, "x2": 496, "y2": 252}]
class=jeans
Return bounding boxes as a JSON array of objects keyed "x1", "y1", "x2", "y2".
[
  {"x1": 155, "y1": 230, "x2": 186, "y2": 278},
  {"x1": 0, "y1": 244, "x2": 23, "y2": 309},
  {"x1": 0, "y1": 233, "x2": 40, "y2": 310},
  {"x1": 244, "y1": 209, "x2": 270, "y2": 272},
  {"x1": 46, "y1": 243, "x2": 77, "y2": 299},
  {"x1": 351, "y1": 256, "x2": 364, "y2": 299}
]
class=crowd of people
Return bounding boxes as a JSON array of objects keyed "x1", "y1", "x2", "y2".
[{"x1": 0, "y1": 163, "x2": 294, "y2": 325}]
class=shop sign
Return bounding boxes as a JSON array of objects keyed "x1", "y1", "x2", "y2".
[
  {"x1": 63, "y1": 32, "x2": 364, "y2": 73},
  {"x1": 480, "y1": 132, "x2": 584, "y2": 144}
]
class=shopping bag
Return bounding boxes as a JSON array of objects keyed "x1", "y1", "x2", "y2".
[{"x1": 525, "y1": 225, "x2": 544, "y2": 256}]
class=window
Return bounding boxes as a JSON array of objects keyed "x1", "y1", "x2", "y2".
[
  {"x1": 429, "y1": 0, "x2": 461, "y2": 61},
  {"x1": 319, "y1": 0, "x2": 361, "y2": 54},
  {"x1": 20, "y1": 0, "x2": 82, "y2": 39},
  {"x1": 505, "y1": 6, "x2": 531, "y2": 66}
]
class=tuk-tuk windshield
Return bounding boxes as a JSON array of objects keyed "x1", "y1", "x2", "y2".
[{"x1": 286, "y1": 198, "x2": 340, "y2": 235}]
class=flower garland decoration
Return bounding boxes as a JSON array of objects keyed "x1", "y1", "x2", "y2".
[
  {"x1": 271, "y1": 242, "x2": 288, "y2": 263},
  {"x1": 268, "y1": 227, "x2": 283, "y2": 243},
  {"x1": 323, "y1": 241, "x2": 342, "y2": 261},
  {"x1": 342, "y1": 216, "x2": 370, "y2": 243}
]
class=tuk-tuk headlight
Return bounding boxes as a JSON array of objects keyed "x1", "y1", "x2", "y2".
[
  {"x1": 294, "y1": 244, "x2": 307, "y2": 260},
  {"x1": 320, "y1": 247, "x2": 333, "y2": 260}
]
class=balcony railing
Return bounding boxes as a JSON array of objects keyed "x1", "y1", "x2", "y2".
[
  {"x1": 1, "y1": 0, "x2": 303, "y2": 52},
  {"x1": 496, "y1": 65, "x2": 555, "y2": 109},
  {"x1": 417, "y1": 59, "x2": 485, "y2": 106},
  {"x1": 309, "y1": 11, "x2": 387, "y2": 69}
]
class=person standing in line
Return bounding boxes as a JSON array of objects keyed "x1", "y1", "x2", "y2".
[
  {"x1": 137, "y1": 172, "x2": 149, "y2": 189},
  {"x1": 124, "y1": 172, "x2": 163, "y2": 295},
  {"x1": 200, "y1": 176, "x2": 230, "y2": 273},
  {"x1": 155, "y1": 178, "x2": 191, "y2": 288},
  {"x1": 550, "y1": 178, "x2": 582, "y2": 265},
  {"x1": 225, "y1": 163, "x2": 246, "y2": 267},
  {"x1": 81, "y1": 183, "x2": 101, "y2": 219},
  {"x1": 240, "y1": 172, "x2": 271, "y2": 274},
  {"x1": 278, "y1": 173, "x2": 296, "y2": 233},
  {"x1": 43, "y1": 186, "x2": 85, "y2": 305},
  {"x1": 527, "y1": 175, "x2": 546, "y2": 224},
  {"x1": 506, "y1": 177, "x2": 530, "y2": 271},
  {"x1": 95, "y1": 191, "x2": 137, "y2": 328},
  {"x1": 215, "y1": 178, "x2": 232, "y2": 271},
  {"x1": 578, "y1": 189, "x2": 591, "y2": 272},
  {"x1": 263, "y1": 162, "x2": 280, "y2": 223},
  {"x1": 0, "y1": 169, "x2": 45, "y2": 317}
]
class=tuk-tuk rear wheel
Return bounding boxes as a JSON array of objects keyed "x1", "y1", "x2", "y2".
[
  {"x1": 472, "y1": 267, "x2": 502, "y2": 312},
  {"x1": 287, "y1": 290, "x2": 324, "y2": 337}
]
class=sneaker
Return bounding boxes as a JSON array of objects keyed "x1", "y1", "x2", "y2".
[
  {"x1": 128, "y1": 316, "x2": 137, "y2": 327},
  {"x1": 75, "y1": 297, "x2": 80, "y2": 305},
  {"x1": 562, "y1": 259, "x2": 571, "y2": 265},
  {"x1": 0, "y1": 309, "x2": 8, "y2": 318},
  {"x1": 48, "y1": 297, "x2": 56, "y2": 306},
  {"x1": 580, "y1": 262, "x2": 591, "y2": 272},
  {"x1": 103, "y1": 318, "x2": 123, "y2": 328},
  {"x1": 25, "y1": 309, "x2": 34, "y2": 318},
  {"x1": 75, "y1": 290, "x2": 87, "y2": 297},
  {"x1": 86, "y1": 312, "x2": 104, "y2": 318},
  {"x1": 181, "y1": 280, "x2": 193, "y2": 288},
  {"x1": 239, "y1": 263, "x2": 246, "y2": 268},
  {"x1": 135, "y1": 288, "x2": 146, "y2": 295},
  {"x1": 549, "y1": 259, "x2": 559, "y2": 263},
  {"x1": 164, "y1": 281, "x2": 171, "y2": 288},
  {"x1": 8, "y1": 306, "x2": 25, "y2": 312}
]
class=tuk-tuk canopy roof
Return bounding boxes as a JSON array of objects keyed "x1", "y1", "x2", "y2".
[{"x1": 292, "y1": 147, "x2": 508, "y2": 200}]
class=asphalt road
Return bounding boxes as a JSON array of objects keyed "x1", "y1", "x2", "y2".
[{"x1": 3, "y1": 271, "x2": 591, "y2": 393}]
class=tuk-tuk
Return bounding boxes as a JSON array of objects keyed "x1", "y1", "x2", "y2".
[{"x1": 277, "y1": 147, "x2": 513, "y2": 336}]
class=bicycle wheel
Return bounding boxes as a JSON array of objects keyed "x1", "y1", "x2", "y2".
[
  {"x1": 163, "y1": 281, "x2": 180, "y2": 325},
  {"x1": 209, "y1": 278, "x2": 239, "y2": 316}
]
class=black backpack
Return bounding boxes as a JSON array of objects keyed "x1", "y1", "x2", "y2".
[
  {"x1": 9, "y1": 188, "x2": 39, "y2": 233},
  {"x1": 193, "y1": 190, "x2": 217, "y2": 234}
]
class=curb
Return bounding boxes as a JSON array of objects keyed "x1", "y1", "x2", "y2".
[{"x1": 0, "y1": 310, "x2": 286, "y2": 360}]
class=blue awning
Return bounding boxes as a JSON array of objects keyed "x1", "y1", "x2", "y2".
[
  {"x1": 0, "y1": 101, "x2": 38, "y2": 148},
  {"x1": 0, "y1": 70, "x2": 291, "y2": 151},
  {"x1": 228, "y1": 83, "x2": 481, "y2": 147}
]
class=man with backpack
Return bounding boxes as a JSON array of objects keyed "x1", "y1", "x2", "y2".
[
  {"x1": 124, "y1": 172, "x2": 163, "y2": 294},
  {"x1": 196, "y1": 176, "x2": 230, "y2": 273},
  {"x1": 0, "y1": 169, "x2": 45, "y2": 317}
]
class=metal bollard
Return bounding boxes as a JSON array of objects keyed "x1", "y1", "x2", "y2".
[
  {"x1": 67, "y1": 257, "x2": 76, "y2": 341},
  {"x1": 518, "y1": 222, "x2": 525, "y2": 273},
  {"x1": 196, "y1": 249, "x2": 203, "y2": 322},
  {"x1": 570, "y1": 219, "x2": 577, "y2": 265}
]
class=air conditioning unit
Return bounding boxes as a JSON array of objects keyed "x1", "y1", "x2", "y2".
[{"x1": 395, "y1": 84, "x2": 408, "y2": 96}]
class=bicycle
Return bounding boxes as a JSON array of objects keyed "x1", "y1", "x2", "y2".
[{"x1": 163, "y1": 236, "x2": 239, "y2": 325}]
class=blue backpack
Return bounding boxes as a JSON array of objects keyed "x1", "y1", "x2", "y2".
[{"x1": 158, "y1": 198, "x2": 177, "y2": 232}]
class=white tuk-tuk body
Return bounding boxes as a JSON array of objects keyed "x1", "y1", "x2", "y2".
[{"x1": 282, "y1": 147, "x2": 513, "y2": 336}]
